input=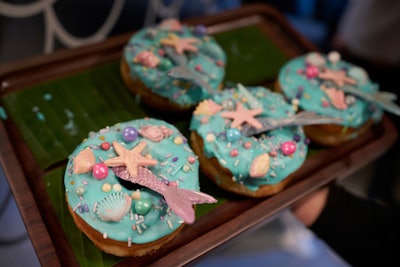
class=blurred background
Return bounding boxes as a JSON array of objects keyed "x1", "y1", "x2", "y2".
[{"x1": 1, "y1": 0, "x2": 399, "y2": 266}]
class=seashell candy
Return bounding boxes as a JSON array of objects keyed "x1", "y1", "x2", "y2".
[
  {"x1": 194, "y1": 99, "x2": 222, "y2": 115},
  {"x1": 138, "y1": 125, "x2": 173, "y2": 142},
  {"x1": 96, "y1": 192, "x2": 132, "y2": 222},
  {"x1": 249, "y1": 153, "x2": 270, "y2": 178},
  {"x1": 73, "y1": 148, "x2": 96, "y2": 174}
]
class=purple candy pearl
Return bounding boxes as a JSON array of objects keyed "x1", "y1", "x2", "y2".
[{"x1": 122, "y1": 126, "x2": 138, "y2": 142}]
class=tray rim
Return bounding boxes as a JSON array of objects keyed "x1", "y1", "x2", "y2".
[{"x1": 0, "y1": 3, "x2": 397, "y2": 267}]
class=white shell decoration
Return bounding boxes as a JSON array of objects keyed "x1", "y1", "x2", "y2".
[
  {"x1": 348, "y1": 66, "x2": 369, "y2": 85},
  {"x1": 194, "y1": 99, "x2": 222, "y2": 115},
  {"x1": 73, "y1": 148, "x2": 95, "y2": 174},
  {"x1": 138, "y1": 125, "x2": 173, "y2": 142},
  {"x1": 249, "y1": 153, "x2": 270, "y2": 178},
  {"x1": 305, "y1": 52, "x2": 326, "y2": 67},
  {"x1": 96, "y1": 192, "x2": 132, "y2": 222}
]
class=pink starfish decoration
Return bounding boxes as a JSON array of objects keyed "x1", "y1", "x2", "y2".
[
  {"x1": 160, "y1": 33, "x2": 198, "y2": 54},
  {"x1": 104, "y1": 141, "x2": 157, "y2": 178},
  {"x1": 318, "y1": 68, "x2": 357, "y2": 87},
  {"x1": 221, "y1": 102, "x2": 263, "y2": 129}
]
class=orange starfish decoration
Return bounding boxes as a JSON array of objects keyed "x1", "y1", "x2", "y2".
[
  {"x1": 104, "y1": 141, "x2": 157, "y2": 178},
  {"x1": 160, "y1": 33, "x2": 198, "y2": 54},
  {"x1": 221, "y1": 102, "x2": 263, "y2": 129},
  {"x1": 318, "y1": 68, "x2": 357, "y2": 87}
]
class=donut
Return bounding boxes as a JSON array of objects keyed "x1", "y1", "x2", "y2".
[
  {"x1": 121, "y1": 18, "x2": 226, "y2": 113},
  {"x1": 64, "y1": 118, "x2": 216, "y2": 257},
  {"x1": 276, "y1": 51, "x2": 386, "y2": 146},
  {"x1": 189, "y1": 84, "x2": 309, "y2": 197}
]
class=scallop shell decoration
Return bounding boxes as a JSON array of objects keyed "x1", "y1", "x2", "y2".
[
  {"x1": 194, "y1": 99, "x2": 222, "y2": 115},
  {"x1": 96, "y1": 192, "x2": 132, "y2": 222},
  {"x1": 73, "y1": 148, "x2": 96, "y2": 174},
  {"x1": 138, "y1": 125, "x2": 173, "y2": 142},
  {"x1": 305, "y1": 52, "x2": 326, "y2": 67},
  {"x1": 249, "y1": 153, "x2": 270, "y2": 178}
]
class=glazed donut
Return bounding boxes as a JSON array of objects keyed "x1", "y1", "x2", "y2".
[
  {"x1": 121, "y1": 18, "x2": 226, "y2": 113},
  {"x1": 64, "y1": 118, "x2": 216, "y2": 257},
  {"x1": 189, "y1": 84, "x2": 309, "y2": 197},
  {"x1": 276, "y1": 51, "x2": 385, "y2": 146}
]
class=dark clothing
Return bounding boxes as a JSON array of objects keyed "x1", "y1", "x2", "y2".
[{"x1": 310, "y1": 185, "x2": 400, "y2": 266}]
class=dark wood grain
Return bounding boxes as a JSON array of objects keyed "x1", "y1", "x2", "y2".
[{"x1": 0, "y1": 3, "x2": 397, "y2": 267}]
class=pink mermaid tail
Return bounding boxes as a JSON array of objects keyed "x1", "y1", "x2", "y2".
[{"x1": 112, "y1": 166, "x2": 217, "y2": 224}]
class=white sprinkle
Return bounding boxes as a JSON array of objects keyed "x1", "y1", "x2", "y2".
[
  {"x1": 103, "y1": 232, "x2": 108, "y2": 239},
  {"x1": 164, "y1": 153, "x2": 172, "y2": 159},
  {"x1": 127, "y1": 237, "x2": 132, "y2": 247},
  {"x1": 141, "y1": 223, "x2": 147, "y2": 229},
  {"x1": 183, "y1": 146, "x2": 192, "y2": 152},
  {"x1": 81, "y1": 180, "x2": 88, "y2": 185},
  {"x1": 137, "y1": 224, "x2": 142, "y2": 234},
  {"x1": 93, "y1": 202, "x2": 98, "y2": 213},
  {"x1": 220, "y1": 159, "x2": 227, "y2": 165},
  {"x1": 226, "y1": 142, "x2": 231, "y2": 148},
  {"x1": 136, "y1": 218, "x2": 145, "y2": 225},
  {"x1": 73, "y1": 203, "x2": 81, "y2": 212},
  {"x1": 234, "y1": 159, "x2": 240, "y2": 166},
  {"x1": 130, "y1": 210, "x2": 133, "y2": 220},
  {"x1": 160, "y1": 161, "x2": 168, "y2": 166},
  {"x1": 167, "y1": 220, "x2": 173, "y2": 229},
  {"x1": 135, "y1": 214, "x2": 139, "y2": 220}
]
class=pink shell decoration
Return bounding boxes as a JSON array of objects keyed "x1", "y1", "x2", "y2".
[
  {"x1": 249, "y1": 153, "x2": 270, "y2": 178},
  {"x1": 73, "y1": 148, "x2": 95, "y2": 174},
  {"x1": 134, "y1": 50, "x2": 160, "y2": 68},
  {"x1": 159, "y1": 18, "x2": 183, "y2": 32},
  {"x1": 96, "y1": 192, "x2": 132, "y2": 222},
  {"x1": 194, "y1": 99, "x2": 222, "y2": 115},
  {"x1": 325, "y1": 87, "x2": 348, "y2": 110},
  {"x1": 138, "y1": 125, "x2": 173, "y2": 142}
]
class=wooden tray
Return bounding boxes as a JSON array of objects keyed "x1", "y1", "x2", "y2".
[{"x1": 0, "y1": 3, "x2": 397, "y2": 267}]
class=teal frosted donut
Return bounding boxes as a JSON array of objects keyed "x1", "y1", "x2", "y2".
[
  {"x1": 121, "y1": 18, "x2": 226, "y2": 112},
  {"x1": 190, "y1": 85, "x2": 308, "y2": 197},
  {"x1": 276, "y1": 51, "x2": 385, "y2": 146},
  {"x1": 64, "y1": 118, "x2": 216, "y2": 256},
  {"x1": 277, "y1": 51, "x2": 383, "y2": 128}
]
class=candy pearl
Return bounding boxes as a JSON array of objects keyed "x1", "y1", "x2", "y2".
[
  {"x1": 100, "y1": 142, "x2": 110, "y2": 150},
  {"x1": 230, "y1": 149, "x2": 239, "y2": 157},
  {"x1": 174, "y1": 136, "x2": 183, "y2": 145},
  {"x1": 113, "y1": 184, "x2": 122, "y2": 192},
  {"x1": 328, "y1": 51, "x2": 341, "y2": 64},
  {"x1": 226, "y1": 128, "x2": 242, "y2": 142},
  {"x1": 293, "y1": 134, "x2": 301, "y2": 142},
  {"x1": 131, "y1": 190, "x2": 141, "y2": 200},
  {"x1": 194, "y1": 25, "x2": 207, "y2": 36},
  {"x1": 122, "y1": 126, "x2": 138, "y2": 142},
  {"x1": 305, "y1": 65, "x2": 319, "y2": 79},
  {"x1": 75, "y1": 186, "x2": 85, "y2": 196},
  {"x1": 135, "y1": 199, "x2": 152, "y2": 215},
  {"x1": 281, "y1": 141, "x2": 297, "y2": 156},
  {"x1": 216, "y1": 60, "x2": 224, "y2": 67},
  {"x1": 187, "y1": 156, "x2": 196, "y2": 164},
  {"x1": 243, "y1": 142, "x2": 252, "y2": 149},
  {"x1": 182, "y1": 164, "x2": 191, "y2": 172},
  {"x1": 92, "y1": 163, "x2": 108, "y2": 180},
  {"x1": 206, "y1": 133, "x2": 216, "y2": 142},
  {"x1": 195, "y1": 64, "x2": 202, "y2": 72},
  {"x1": 101, "y1": 183, "x2": 112, "y2": 192},
  {"x1": 269, "y1": 150, "x2": 277, "y2": 157},
  {"x1": 322, "y1": 100, "x2": 330, "y2": 107}
]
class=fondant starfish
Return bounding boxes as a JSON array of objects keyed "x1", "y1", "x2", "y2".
[
  {"x1": 160, "y1": 33, "x2": 198, "y2": 54},
  {"x1": 104, "y1": 141, "x2": 157, "y2": 178},
  {"x1": 221, "y1": 102, "x2": 263, "y2": 129},
  {"x1": 318, "y1": 68, "x2": 357, "y2": 87}
]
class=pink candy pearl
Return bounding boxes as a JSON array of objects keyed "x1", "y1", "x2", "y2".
[
  {"x1": 281, "y1": 141, "x2": 296, "y2": 156},
  {"x1": 305, "y1": 65, "x2": 319, "y2": 79},
  {"x1": 187, "y1": 156, "x2": 196, "y2": 164},
  {"x1": 230, "y1": 149, "x2": 239, "y2": 157},
  {"x1": 93, "y1": 163, "x2": 108, "y2": 180}
]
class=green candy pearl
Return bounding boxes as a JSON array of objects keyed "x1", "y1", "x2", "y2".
[
  {"x1": 158, "y1": 58, "x2": 173, "y2": 70},
  {"x1": 135, "y1": 199, "x2": 152, "y2": 215}
]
